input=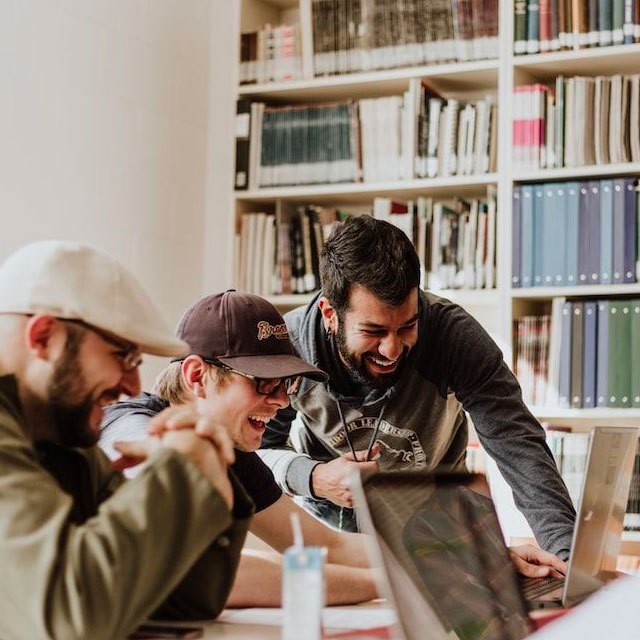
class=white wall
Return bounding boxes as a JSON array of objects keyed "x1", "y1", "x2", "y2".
[{"x1": 0, "y1": 0, "x2": 214, "y2": 387}]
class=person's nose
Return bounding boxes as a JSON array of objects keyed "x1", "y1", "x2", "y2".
[
  {"x1": 378, "y1": 333, "x2": 403, "y2": 361},
  {"x1": 266, "y1": 383, "x2": 290, "y2": 409},
  {"x1": 121, "y1": 368, "x2": 142, "y2": 397}
]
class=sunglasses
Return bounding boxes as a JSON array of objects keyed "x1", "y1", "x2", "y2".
[{"x1": 202, "y1": 358, "x2": 302, "y2": 396}]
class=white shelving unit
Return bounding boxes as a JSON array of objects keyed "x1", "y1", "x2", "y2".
[{"x1": 223, "y1": 0, "x2": 640, "y2": 543}]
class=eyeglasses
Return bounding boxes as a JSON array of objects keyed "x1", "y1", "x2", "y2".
[
  {"x1": 64, "y1": 319, "x2": 143, "y2": 372},
  {"x1": 203, "y1": 358, "x2": 302, "y2": 396}
]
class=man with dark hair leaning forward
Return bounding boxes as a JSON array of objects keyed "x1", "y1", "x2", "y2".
[{"x1": 260, "y1": 214, "x2": 575, "y2": 571}]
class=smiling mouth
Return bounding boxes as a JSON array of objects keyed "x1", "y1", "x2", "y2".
[
  {"x1": 247, "y1": 415, "x2": 272, "y2": 431},
  {"x1": 365, "y1": 355, "x2": 401, "y2": 373}
]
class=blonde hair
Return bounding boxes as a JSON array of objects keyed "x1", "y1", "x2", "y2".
[{"x1": 152, "y1": 360, "x2": 229, "y2": 404}]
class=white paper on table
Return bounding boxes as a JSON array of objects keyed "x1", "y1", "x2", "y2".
[
  {"x1": 218, "y1": 606, "x2": 396, "y2": 630},
  {"x1": 528, "y1": 575, "x2": 640, "y2": 639}
]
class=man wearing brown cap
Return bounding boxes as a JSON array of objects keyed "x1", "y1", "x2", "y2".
[
  {"x1": 101, "y1": 290, "x2": 380, "y2": 606},
  {"x1": 0, "y1": 241, "x2": 252, "y2": 640}
]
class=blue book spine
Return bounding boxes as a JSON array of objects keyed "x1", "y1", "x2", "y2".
[
  {"x1": 565, "y1": 182, "x2": 579, "y2": 286},
  {"x1": 520, "y1": 186, "x2": 535, "y2": 287},
  {"x1": 600, "y1": 179, "x2": 614, "y2": 285},
  {"x1": 577, "y1": 182, "x2": 590, "y2": 285},
  {"x1": 582, "y1": 301, "x2": 597, "y2": 408},
  {"x1": 559, "y1": 300, "x2": 573, "y2": 408},
  {"x1": 542, "y1": 183, "x2": 557, "y2": 286},
  {"x1": 624, "y1": 178, "x2": 638, "y2": 283},
  {"x1": 587, "y1": 181, "x2": 601, "y2": 285},
  {"x1": 512, "y1": 187, "x2": 522, "y2": 288},
  {"x1": 597, "y1": 300, "x2": 610, "y2": 407},
  {"x1": 552, "y1": 183, "x2": 567, "y2": 286},
  {"x1": 533, "y1": 185, "x2": 545, "y2": 287},
  {"x1": 613, "y1": 178, "x2": 626, "y2": 284}
]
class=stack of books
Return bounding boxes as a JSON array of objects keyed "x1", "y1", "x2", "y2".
[
  {"x1": 234, "y1": 83, "x2": 497, "y2": 190},
  {"x1": 512, "y1": 75, "x2": 640, "y2": 171},
  {"x1": 240, "y1": 24, "x2": 302, "y2": 84},
  {"x1": 514, "y1": 0, "x2": 640, "y2": 54},
  {"x1": 512, "y1": 178, "x2": 640, "y2": 289},
  {"x1": 514, "y1": 297, "x2": 640, "y2": 409},
  {"x1": 312, "y1": 0, "x2": 498, "y2": 76}
]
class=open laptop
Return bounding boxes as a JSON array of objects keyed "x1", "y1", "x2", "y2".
[
  {"x1": 521, "y1": 426, "x2": 638, "y2": 608},
  {"x1": 351, "y1": 427, "x2": 638, "y2": 640}
]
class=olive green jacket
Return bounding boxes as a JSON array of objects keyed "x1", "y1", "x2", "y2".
[{"x1": 0, "y1": 375, "x2": 253, "y2": 640}]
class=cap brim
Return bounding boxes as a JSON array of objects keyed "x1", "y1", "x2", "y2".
[
  {"x1": 217, "y1": 354, "x2": 328, "y2": 382},
  {"x1": 137, "y1": 335, "x2": 189, "y2": 358}
]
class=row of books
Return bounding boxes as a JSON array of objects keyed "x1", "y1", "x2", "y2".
[
  {"x1": 514, "y1": 0, "x2": 640, "y2": 54},
  {"x1": 512, "y1": 178, "x2": 640, "y2": 289},
  {"x1": 515, "y1": 297, "x2": 640, "y2": 409},
  {"x1": 512, "y1": 74, "x2": 640, "y2": 171},
  {"x1": 312, "y1": 0, "x2": 498, "y2": 76},
  {"x1": 235, "y1": 207, "x2": 334, "y2": 297},
  {"x1": 545, "y1": 429, "x2": 640, "y2": 527},
  {"x1": 240, "y1": 24, "x2": 303, "y2": 85},
  {"x1": 374, "y1": 191, "x2": 496, "y2": 291},
  {"x1": 234, "y1": 191, "x2": 496, "y2": 296},
  {"x1": 234, "y1": 89, "x2": 497, "y2": 190}
]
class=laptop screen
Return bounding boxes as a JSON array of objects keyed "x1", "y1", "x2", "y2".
[{"x1": 359, "y1": 472, "x2": 532, "y2": 640}]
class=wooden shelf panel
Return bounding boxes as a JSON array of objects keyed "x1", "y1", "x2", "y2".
[
  {"x1": 235, "y1": 174, "x2": 497, "y2": 204},
  {"x1": 265, "y1": 293, "x2": 316, "y2": 307},
  {"x1": 511, "y1": 284, "x2": 640, "y2": 299},
  {"x1": 513, "y1": 44, "x2": 640, "y2": 80},
  {"x1": 431, "y1": 289, "x2": 500, "y2": 306},
  {"x1": 531, "y1": 407, "x2": 640, "y2": 420},
  {"x1": 513, "y1": 163, "x2": 640, "y2": 183},
  {"x1": 238, "y1": 59, "x2": 500, "y2": 101}
]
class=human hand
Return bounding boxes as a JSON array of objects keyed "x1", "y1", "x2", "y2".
[
  {"x1": 114, "y1": 429, "x2": 234, "y2": 509},
  {"x1": 146, "y1": 402, "x2": 235, "y2": 465},
  {"x1": 508, "y1": 544, "x2": 567, "y2": 578},
  {"x1": 311, "y1": 444, "x2": 380, "y2": 508}
]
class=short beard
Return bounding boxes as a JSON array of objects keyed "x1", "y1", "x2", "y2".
[
  {"x1": 334, "y1": 314, "x2": 406, "y2": 389},
  {"x1": 47, "y1": 327, "x2": 97, "y2": 448}
]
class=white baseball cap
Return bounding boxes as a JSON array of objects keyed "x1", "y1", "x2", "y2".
[{"x1": 0, "y1": 240, "x2": 188, "y2": 357}]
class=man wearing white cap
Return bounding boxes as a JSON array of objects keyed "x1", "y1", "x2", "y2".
[{"x1": 0, "y1": 241, "x2": 252, "y2": 640}]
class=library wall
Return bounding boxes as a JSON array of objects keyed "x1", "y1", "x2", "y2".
[{"x1": 0, "y1": 0, "x2": 214, "y2": 387}]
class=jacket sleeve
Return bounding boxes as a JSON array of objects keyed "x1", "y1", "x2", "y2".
[
  {"x1": 0, "y1": 416, "x2": 248, "y2": 640},
  {"x1": 260, "y1": 404, "x2": 321, "y2": 498},
  {"x1": 424, "y1": 303, "x2": 576, "y2": 558}
]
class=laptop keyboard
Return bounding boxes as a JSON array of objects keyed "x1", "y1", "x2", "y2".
[{"x1": 520, "y1": 576, "x2": 565, "y2": 600}]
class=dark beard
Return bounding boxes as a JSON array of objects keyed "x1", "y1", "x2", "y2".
[
  {"x1": 334, "y1": 318, "x2": 406, "y2": 389},
  {"x1": 47, "y1": 329, "x2": 97, "y2": 448}
]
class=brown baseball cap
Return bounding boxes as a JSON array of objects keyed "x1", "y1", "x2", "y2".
[{"x1": 175, "y1": 290, "x2": 328, "y2": 382}]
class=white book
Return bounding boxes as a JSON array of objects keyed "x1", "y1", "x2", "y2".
[
  {"x1": 609, "y1": 75, "x2": 623, "y2": 164},
  {"x1": 475, "y1": 205, "x2": 486, "y2": 290},
  {"x1": 430, "y1": 203, "x2": 443, "y2": 289},
  {"x1": 262, "y1": 216, "x2": 276, "y2": 295},
  {"x1": 239, "y1": 214, "x2": 251, "y2": 292},
  {"x1": 485, "y1": 187, "x2": 496, "y2": 289},
  {"x1": 250, "y1": 213, "x2": 264, "y2": 293},
  {"x1": 545, "y1": 297, "x2": 566, "y2": 406},
  {"x1": 464, "y1": 103, "x2": 476, "y2": 175}
]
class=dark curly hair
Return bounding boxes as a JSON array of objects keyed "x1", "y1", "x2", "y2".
[{"x1": 320, "y1": 215, "x2": 420, "y2": 313}]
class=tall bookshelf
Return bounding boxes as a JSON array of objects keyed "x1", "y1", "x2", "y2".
[{"x1": 225, "y1": 0, "x2": 640, "y2": 554}]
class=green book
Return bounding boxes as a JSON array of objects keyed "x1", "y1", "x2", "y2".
[
  {"x1": 515, "y1": 0, "x2": 529, "y2": 53},
  {"x1": 608, "y1": 300, "x2": 632, "y2": 407},
  {"x1": 632, "y1": 299, "x2": 640, "y2": 407}
]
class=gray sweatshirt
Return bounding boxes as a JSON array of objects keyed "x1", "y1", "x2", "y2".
[{"x1": 259, "y1": 290, "x2": 575, "y2": 558}]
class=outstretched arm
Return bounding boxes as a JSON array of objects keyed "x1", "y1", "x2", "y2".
[{"x1": 226, "y1": 549, "x2": 378, "y2": 607}]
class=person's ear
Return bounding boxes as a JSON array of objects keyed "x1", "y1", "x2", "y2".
[
  {"x1": 181, "y1": 356, "x2": 208, "y2": 398},
  {"x1": 318, "y1": 296, "x2": 339, "y2": 335},
  {"x1": 24, "y1": 315, "x2": 63, "y2": 361}
]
